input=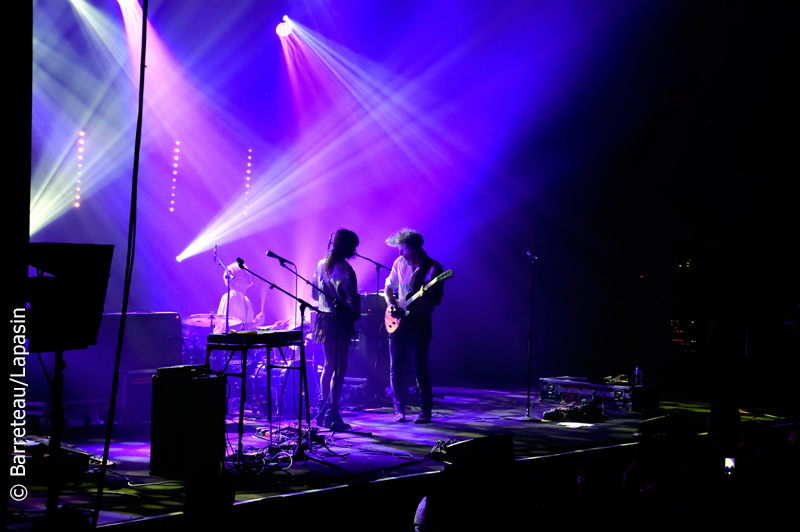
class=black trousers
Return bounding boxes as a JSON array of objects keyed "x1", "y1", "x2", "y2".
[{"x1": 389, "y1": 313, "x2": 433, "y2": 415}]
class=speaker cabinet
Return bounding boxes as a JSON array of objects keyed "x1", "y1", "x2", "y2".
[
  {"x1": 56, "y1": 312, "x2": 183, "y2": 419},
  {"x1": 352, "y1": 293, "x2": 389, "y2": 396},
  {"x1": 150, "y1": 371, "x2": 226, "y2": 479}
]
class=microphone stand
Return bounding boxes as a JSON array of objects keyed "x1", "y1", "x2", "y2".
[
  {"x1": 236, "y1": 258, "x2": 320, "y2": 458},
  {"x1": 517, "y1": 252, "x2": 542, "y2": 422},
  {"x1": 354, "y1": 252, "x2": 391, "y2": 405},
  {"x1": 354, "y1": 252, "x2": 392, "y2": 295},
  {"x1": 268, "y1": 252, "x2": 372, "y2": 437},
  {"x1": 213, "y1": 246, "x2": 234, "y2": 334}
]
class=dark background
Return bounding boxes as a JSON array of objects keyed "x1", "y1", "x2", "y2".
[{"x1": 15, "y1": 1, "x2": 799, "y2": 413}]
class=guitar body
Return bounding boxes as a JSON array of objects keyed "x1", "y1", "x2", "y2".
[
  {"x1": 385, "y1": 309, "x2": 403, "y2": 334},
  {"x1": 384, "y1": 269, "x2": 453, "y2": 334}
]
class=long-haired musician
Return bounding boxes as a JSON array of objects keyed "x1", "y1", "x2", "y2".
[{"x1": 311, "y1": 229, "x2": 361, "y2": 431}]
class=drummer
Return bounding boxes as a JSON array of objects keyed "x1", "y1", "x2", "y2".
[{"x1": 214, "y1": 261, "x2": 266, "y2": 333}]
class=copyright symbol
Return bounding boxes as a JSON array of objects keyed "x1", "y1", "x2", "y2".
[{"x1": 10, "y1": 484, "x2": 27, "y2": 501}]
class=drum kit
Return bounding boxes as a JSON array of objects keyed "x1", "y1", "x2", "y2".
[{"x1": 180, "y1": 313, "x2": 321, "y2": 417}]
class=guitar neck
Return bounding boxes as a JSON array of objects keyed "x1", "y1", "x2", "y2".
[
  {"x1": 402, "y1": 269, "x2": 453, "y2": 307},
  {"x1": 386, "y1": 269, "x2": 453, "y2": 333}
]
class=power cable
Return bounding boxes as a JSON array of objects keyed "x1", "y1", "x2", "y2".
[{"x1": 92, "y1": 1, "x2": 148, "y2": 528}]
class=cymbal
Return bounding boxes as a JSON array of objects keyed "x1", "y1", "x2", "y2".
[{"x1": 183, "y1": 314, "x2": 242, "y2": 328}]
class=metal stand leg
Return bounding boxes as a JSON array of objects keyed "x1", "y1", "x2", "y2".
[
  {"x1": 237, "y1": 348, "x2": 248, "y2": 461},
  {"x1": 46, "y1": 351, "x2": 65, "y2": 514}
]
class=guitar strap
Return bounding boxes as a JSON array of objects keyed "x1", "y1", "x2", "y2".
[{"x1": 408, "y1": 256, "x2": 434, "y2": 301}]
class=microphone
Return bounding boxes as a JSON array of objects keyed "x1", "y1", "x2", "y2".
[
  {"x1": 527, "y1": 251, "x2": 538, "y2": 261},
  {"x1": 266, "y1": 250, "x2": 294, "y2": 266},
  {"x1": 236, "y1": 257, "x2": 245, "y2": 269},
  {"x1": 327, "y1": 231, "x2": 335, "y2": 251}
]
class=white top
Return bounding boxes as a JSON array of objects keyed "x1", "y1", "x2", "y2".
[
  {"x1": 214, "y1": 289, "x2": 255, "y2": 333},
  {"x1": 384, "y1": 254, "x2": 444, "y2": 314},
  {"x1": 311, "y1": 258, "x2": 360, "y2": 319}
]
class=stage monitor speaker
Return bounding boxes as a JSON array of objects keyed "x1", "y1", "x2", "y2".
[{"x1": 150, "y1": 370, "x2": 226, "y2": 479}]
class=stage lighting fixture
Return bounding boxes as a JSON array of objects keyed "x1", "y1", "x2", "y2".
[{"x1": 276, "y1": 21, "x2": 293, "y2": 37}]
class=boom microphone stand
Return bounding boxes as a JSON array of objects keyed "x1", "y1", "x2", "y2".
[
  {"x1": 354, "y1": 252, "x2": 392, "y2": 404},
  {"x1": 354, "y1": 252, "x2": 392, "y2": 295},
  {"x1": 265, "y1": 251, "x2": 339, "y2": 424},
  {"x1": 266, "y1": 250, "x2": 371, "y2": 436},
  {"x1": 236, "y1": 258, "x2": 319, "y2": 457},
  {"x1": 213, "y1": 245, "x2": 234, "y2": 334},
  {"x1": 266, "y1": 251, "x2": 343, "y2": 425}
]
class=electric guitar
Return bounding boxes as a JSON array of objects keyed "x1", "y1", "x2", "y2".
[{"x1": 385, "y1": 269, "x2": 453, "y2": 334}]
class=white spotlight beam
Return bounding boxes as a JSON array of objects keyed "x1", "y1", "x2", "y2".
[
  {"x1": 177, "y1": 21, "x2": 471, "y2": 261},
  {"x1": 31, "y1": 1, "x2": 141, "y2": 235}
]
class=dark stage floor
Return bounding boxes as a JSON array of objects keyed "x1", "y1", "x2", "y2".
[{"x1": 8, "y1": 386, "x2": 788, "y2": 530}]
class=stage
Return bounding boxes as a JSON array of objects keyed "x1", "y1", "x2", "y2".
[{"x1": 8, "y1": 385, "x2": 790, "y2": 531}]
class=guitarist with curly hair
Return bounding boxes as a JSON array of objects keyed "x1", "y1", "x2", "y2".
[{"x1": 384, "y1": 228, "x2": 450, "y2": 424}]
